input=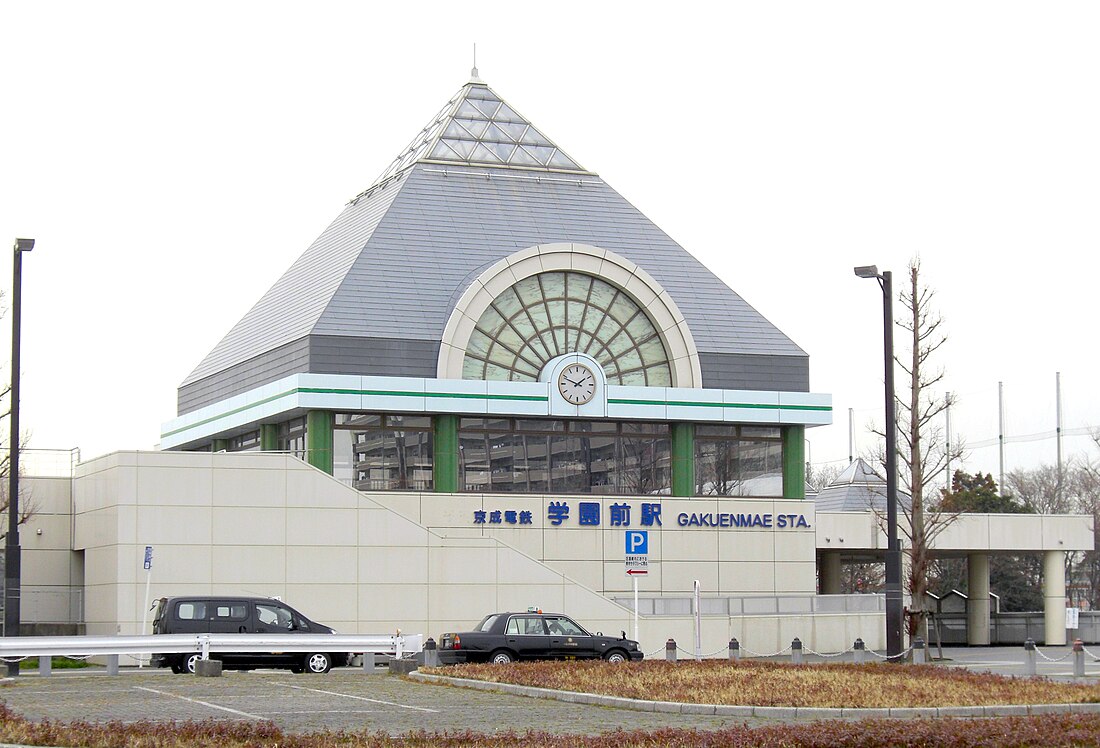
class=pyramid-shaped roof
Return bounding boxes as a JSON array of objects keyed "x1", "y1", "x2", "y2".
[
  {"x1": 178, "y1": 77, "x2": 810, "y2": 414},
  {"x1": 366, "y1": 76, "x2": 590, "y2": 193},
  {"x1": 813, "y1": 458, "x2": 912, "y2": 512}
]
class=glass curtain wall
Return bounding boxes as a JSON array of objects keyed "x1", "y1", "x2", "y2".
[
  {"x1": 278, "y1": 417, "x2": 307, "y2": 460},
  {"x1": 694, "y1": 425, "x2": 784, "y2": 496},
  {"x1": 335, "y1": 414, "x2": 433, "y2": 491},
  {"x1": 459, "y1": 418, "x2": 670, "y2": 494}
]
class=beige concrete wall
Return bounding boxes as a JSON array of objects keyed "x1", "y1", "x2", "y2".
[
  {"x1": 20, "y1": 476, "x2": 83, "y2": 624},
  {"x1": 70, "y1": 451, "x2": 874, "y2": 654},
  {"x1": 373, "y1": 493, "x2": 818, "y2": 597}
]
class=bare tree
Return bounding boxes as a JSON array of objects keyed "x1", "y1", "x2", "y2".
[{"x1": 871, "y1": 259, "x2": 964, "y2": 640}]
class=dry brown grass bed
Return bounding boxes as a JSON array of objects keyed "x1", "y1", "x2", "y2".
[
  {"x1": 2, "y1": 707, "x2": 1100, "y2": 747},
  {"x1": 423, "y1": 660, "x2": 1100, "y2": 709}
]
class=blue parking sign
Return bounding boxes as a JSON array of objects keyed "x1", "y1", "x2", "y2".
[
  {"x1": 143, "y1": 546, "x2": 153, "y2": 570},
  {"x1": 625, "y1": 530, "x2": 648, "y2": 555}
]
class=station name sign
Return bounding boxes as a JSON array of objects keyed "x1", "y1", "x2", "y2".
[
  {"x1": 677, "y1": 512, "x2": 809, "y2": 529},
  {"x1": 472, "y1": 501, "x2": 811, "y2": 530}
]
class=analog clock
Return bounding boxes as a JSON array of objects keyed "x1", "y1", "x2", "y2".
[{"x1": 558, "y1": 363, "x2": 596, "y2": 405}]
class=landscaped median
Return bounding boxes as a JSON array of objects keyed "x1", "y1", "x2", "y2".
[{"x1": 416, "y1": 659, "x2": 1100, "y2": 716}]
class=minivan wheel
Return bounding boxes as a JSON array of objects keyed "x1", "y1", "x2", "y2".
[
  {"x1": 304, "y1": 652, "x2": 332, "y2": 674},
  {"x1": 183, "y1": 653, "x2": 203, "y2": 674}
]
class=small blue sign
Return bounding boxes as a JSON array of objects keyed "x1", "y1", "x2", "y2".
[
  {"x1": 625, "y1": 530, "x2": 648, "y2": 555},
  {"x1": 143, "y1": 545, "x2": 153, "y2": 570}
]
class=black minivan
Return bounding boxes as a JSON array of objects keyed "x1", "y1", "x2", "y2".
[{"x1": 150, "y1": 596, "x2": 348, "y2": 674}]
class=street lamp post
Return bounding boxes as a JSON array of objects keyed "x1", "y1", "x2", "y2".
[
  {"x1": 6, "y1": 238, "x2": 33, "y2": 677},
  {"x1": 854, "y1": 264, "x2": 904, "y2": 661}
]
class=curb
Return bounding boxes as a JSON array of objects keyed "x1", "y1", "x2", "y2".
[{"x1": 409, "y1": 671, "x2": 1100, "y2": 719}]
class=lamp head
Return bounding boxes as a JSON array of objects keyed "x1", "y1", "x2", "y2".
[
  {"x1": 853, "y1": 265, "x2": 879, "y2": 279},
  {"x1": 15, "y1": 238, "x2": 35, "y2": 253}
]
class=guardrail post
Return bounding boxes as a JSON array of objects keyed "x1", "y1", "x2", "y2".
[
  {"x1": 396, "y1": 632, "x2": 405, "y2": 660},
  {"x1": 200, "y1": 635, "x2": 210, "y2": 661},
  {"x1": 106, "y1": 655, "x2": 119, "y2": 676},
  {"x1": 1024, "y1": 638, "x2": 1037, "y2": 676},
  {"x1": 853, "y1": 638, "x2": 865, "y2": 664},
  {"x1": 728, "y1": 638, "x2": 739, "y2": 662},
  {"x1": 362, "y1": 652, "x2": 379, "y2": 671},
  {"x1": 913, "y1": 637, "x2": 926, "y2": 664},
  {"x1": 665, "y1": 638, "x2": 677, "y2": 663},
  {"x1": 423, "y1": 638, "x2": 440, "y2": 667},
  {"x1": 38, "y1": 657, "x2": 51, "y2": 677},
  {"x1": 1074, "y1": 638, "x2": 1085, "y2": 678},
  {"x1": 791, "y1": 637, "x2": 802, "y2": 664}
]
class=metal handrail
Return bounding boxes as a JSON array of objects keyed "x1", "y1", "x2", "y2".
[{"x1": 0, "y1": 633, "x2": 424, "y2": 661}]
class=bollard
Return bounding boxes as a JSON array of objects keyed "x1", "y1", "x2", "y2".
[
  {"x1": 362, "y1": 652, "x2": 379, "y2": 671},
  {"x1": 728, "y1": 638, "x2": 740, "y2": 662},
  {"x1": 1074, "y1": 638, "x2": 1085, "y2": 678},
  {"x1": 38, "y1": 657, "x2": 52, "y2": 677},
  {"x1": 1024, "y1": 639, "x2": 1037, "y2": 677},
  {"x1": 665, "y1": 638, "x2": 677, "y2": 663},
  {"x1": 106, "y1": 654, "x2": 119, "y2": 676},
  {"x1": 423, "y1": 638, "x2": 440, "y2": 668},
  {"x1": 913, "y1": 637, "x2": 926, "y2": 664},
  {"x1": 791, "y1": 637, "x2": 802, "y2": 665},
  {"x1": 853, "y1": 638, "x2": 865, "y2": 664}
]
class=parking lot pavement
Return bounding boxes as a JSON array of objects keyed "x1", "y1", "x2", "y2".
[
  {"x1": 3, "y1": 649, "x2": 1099, "y2": 737},
  {"x1": 0, "y1": 668, "x2": 776, "y2": 736}
]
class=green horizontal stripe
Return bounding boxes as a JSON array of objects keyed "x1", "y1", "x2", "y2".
[
  {"x1": 162, "y1": 386, "x2": 549, "y2": 439},
  {"x1": 300, "y1": 387, "x2": 547, "y2": 403},
  {"x1": 164, "y1": 385, "x2": 827, "y2": 440}
]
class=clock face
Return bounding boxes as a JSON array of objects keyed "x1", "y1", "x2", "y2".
[{"x1": 558, "y1": 364, "x2": 597, "y2": 405}]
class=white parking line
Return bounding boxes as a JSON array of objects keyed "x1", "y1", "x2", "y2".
[
  {"x1": 133, "y1": 686, "x2": 269, "y2": 721},
  {"x1": 278, "y1": 683, "x2": 439, "y2": 713}
]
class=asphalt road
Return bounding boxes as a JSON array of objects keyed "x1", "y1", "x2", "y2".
[
  {"x1": 1, "y1": 646, "x2": 1097, "y2": 737},
  {"x1": 0, "y1": 667, "x2": 773, "y2": 736}
]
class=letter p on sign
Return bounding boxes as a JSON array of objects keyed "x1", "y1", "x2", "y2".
[{"x1": 626, "y1": 530, "x2": 648, "y2": 555}]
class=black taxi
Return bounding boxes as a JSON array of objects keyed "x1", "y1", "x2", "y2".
[{"x1": 438, "y1": 611, "x2": 643, "y2": 664}]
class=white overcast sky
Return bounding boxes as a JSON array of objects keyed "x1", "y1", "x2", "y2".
[{"x1": 1, "y1": 2, "x2": 1097, "y2": 486}]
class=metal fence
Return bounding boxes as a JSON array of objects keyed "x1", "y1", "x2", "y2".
[
  {"x1": 613, "y1": 593, "x2": 886, "y2": 617},
  {"x1": 931, "y1": 611, "x2": 1100, "y2": 645}
]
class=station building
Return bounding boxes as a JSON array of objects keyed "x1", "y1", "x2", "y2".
[{"x1": 20, "y1": 72, "x2": 1092, "y2": 654}]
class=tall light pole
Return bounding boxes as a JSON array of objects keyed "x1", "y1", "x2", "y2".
[
  {"x1": 6, "y1": 238, "x2": 33, "y2": 677},
  {"x1": 854, "y1": 264, "x2": 903, "y2": 661}
]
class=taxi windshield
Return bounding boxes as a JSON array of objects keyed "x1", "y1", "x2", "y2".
[{"x1": 475, "y1": 614, "x2": 502, "y2": 632}]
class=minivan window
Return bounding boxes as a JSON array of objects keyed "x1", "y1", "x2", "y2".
[
  {"x1": 177, "y1": 602, "x2": 206, "y2": 620},
  {"x1": 212, "y1": 604, "x2": 248, "y2": 621},
  {"x1": 256, "y1": 603, "x2": 295, "y2": 629}
]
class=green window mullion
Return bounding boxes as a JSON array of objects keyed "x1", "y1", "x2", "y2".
[
  {"x1": 260, "y1": 424, "x2": 278, "y2": 452},
  {"x1": 671, "y1": 422, "x2": 694, "y2": 497},
  {"x1": 306, "y1": 411, "x2": 334, "y2": 474},
  {"x1": 434, "y1": 414, "x2": 459, "y2": 493},
  {"x1": 782, "y1": 425, "x2": 805, "y2": 500}
]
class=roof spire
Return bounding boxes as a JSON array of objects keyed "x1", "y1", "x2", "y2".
[{"x1": 469, "y1": 43, "x2": 482, "y2": 83}]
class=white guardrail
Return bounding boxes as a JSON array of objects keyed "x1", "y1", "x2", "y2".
[{"x1": 0, "y1": 633, "x2": 424, "y2": 674}]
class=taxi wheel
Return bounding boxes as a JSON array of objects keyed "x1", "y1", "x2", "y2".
[
  {"x1": 305, "y1": 652, "x2": 333, "y2": 674},
  {"x1": 603, "y1": 650, "x2": 628, "y2": 664},
  {"x1": 490, "y1": 650, "x2": 515, "y2": 665}
]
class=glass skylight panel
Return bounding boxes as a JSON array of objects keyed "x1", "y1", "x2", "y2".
[
  {"x1": 486, "y1": 141, "x2": 516, "y2": 161},
  {"x1": 367, "y1": 81, "x2": 589, "y2": 191},
  {"x1": 548, "y1": 150, "x2": 581, "y2": 169},
  {"x1": 470, "y1": 143, "x2": 503, "y2": 163},
  {"x1": 494, "y1": 103, "x2": 523, "y2": 123},
  {"x1": 497, "y1": 122, "x2": 528, "y2": 140},
  {"x1": 508, "y1": 148, "x2": 542, "y2": 167},
  {"x1": 456, "y1": 101, "x2": 485, "y2": 119}
]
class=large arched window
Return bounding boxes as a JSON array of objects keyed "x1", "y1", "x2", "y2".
[{"x1": 461, "y1": 271, "x2": 672, "y2": 386}]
